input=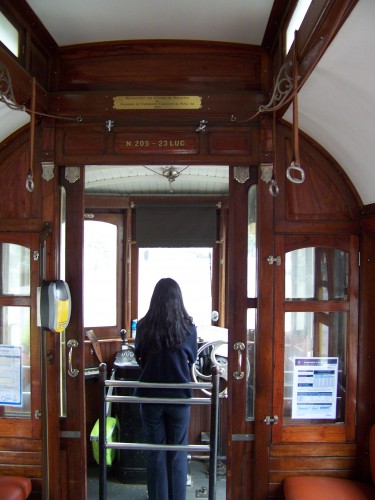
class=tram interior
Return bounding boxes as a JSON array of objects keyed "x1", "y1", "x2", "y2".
[{"x1": 1, "y1": 0, "x2": 375, "y2": 499}]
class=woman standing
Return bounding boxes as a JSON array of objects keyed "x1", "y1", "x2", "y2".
[{"x1": 134, "y1": 278, "x2": 198, "y2": 500}]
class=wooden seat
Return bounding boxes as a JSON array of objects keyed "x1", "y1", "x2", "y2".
[
  {"x1": 283, "y1": 424, "x2": 375, "y2": 500},
  {"x1": 0, "y1": 476, "x2": 32, "y2": 500}
]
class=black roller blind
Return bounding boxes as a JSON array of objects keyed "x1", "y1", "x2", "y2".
[{"x1": 136, "y1": 203, "x2": 217, "y2": 247}]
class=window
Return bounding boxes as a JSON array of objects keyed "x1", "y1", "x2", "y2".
[
  {"x1": 285, "y1": 0, "x2": 312, "y2": 53},
  {"x1": 283, "y1": 247, "x2": 349, "y2": 425},
  {"x1": 138, "y1": 247, "x2": 213, "y2": 327},
  {"x1": 83, "y1": 213, "x2": 123, "y2": 337},
  {"x1": 272, "y1": 235, "x2": 357, "y2": 443},
  {"x1": 0, "y1": 240, "x2": 37, "y2": 423},
  {"x1": 0, "y1": 11, "x2": 19, "y2": 57}
]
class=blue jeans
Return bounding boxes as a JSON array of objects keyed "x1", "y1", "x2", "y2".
[{"x1": 140, "y1": 403, "x2": 190, "y2": 500}]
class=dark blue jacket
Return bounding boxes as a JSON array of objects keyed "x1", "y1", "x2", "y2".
[{"x1": 134, "y1": 323, "x2": 197, "y2": 398}]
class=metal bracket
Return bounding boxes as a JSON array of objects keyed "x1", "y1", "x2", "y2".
[
  {"x1": 267, "y1": 255, "x2": 281, "y2": 266},
  {"x1": 233, "y1": 166, "x2": 249, "y2": 184},
  {"x1": 41, "y1": 161, "x2": 55, "y2": 182},
  {"x1": 264, "y1": 415, "x2": 279, "y2": 425},
  {"x1": 65, "y1": 166, "x2": 80, "y2": 184},
  {"x1": 260, "y1": 163, "x2": 273, "y2": 183}
]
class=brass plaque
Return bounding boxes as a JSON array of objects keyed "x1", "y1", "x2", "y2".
[{"x1": 113, "y1": 95, "x2": 202, "y2": 110}]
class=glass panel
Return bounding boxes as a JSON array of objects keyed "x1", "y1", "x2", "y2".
[
  {"x1": 285, "y1": 248, "x2": 348, "y2": 300},
  {"x1": 138, "y1": 248, "x2": 213, "y2": 327},
  {"x1": 0, "y1": 306, "x2": 31, "y2": 417},
  {"x1": 246, "y1": 308, "x2": 256, "y2": 421},
  {"x1": 0, "y1": 11, "x2": 19, "y2": 57},
  {"x1": 84, "y1": 221, "x2": 117, "y2": 327},
  {"x1": 0, "y1": 243, "x2": 30, "y2": 296},
  {"x1": 283, "y1": 311, "x2": 347, "y2": 424},
  {"x1": 247, "y1": 185, "x2": 257, "y2": 298},
  {"x1": 286, "y1": 0, "x2": 312, "y2": 53}
]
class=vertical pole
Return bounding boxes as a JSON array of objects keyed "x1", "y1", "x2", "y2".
[
  {"x1": 99, "y1": 363, "x2": 107, "y2": 500},
  {"x1": 209, "y1": 366, "x2": 220, "y2": 500}
]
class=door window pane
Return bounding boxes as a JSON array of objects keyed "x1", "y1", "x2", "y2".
[
  {"x1": 283, "y1": 311, "x2": 346, "y2": 424},
  {"x1": 285, "y1": 248, "x2": 348, "y2": 300},
  {"x1": 0, "y1": 243, "x2": 30, "y2": 295},
  {"x1": 0, "y1": 306, "x2": 31, "y2": 417},
  {"x1": 84, "y1": 221, "x2": 117, "y2": 326},
  {"x1": 246, "y1": 308, "x2": 256, "y2": 421},
  {"x1": 247, "y1": 185, "x2": 257, "y2": 298}
]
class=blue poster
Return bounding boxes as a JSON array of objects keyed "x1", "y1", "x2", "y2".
[
  {"x1": 0, "y1": 345, "x2": 22, "y2": 407},
  {"x1": 292, "y1": 357, "x2": 338, "y2": 419}
]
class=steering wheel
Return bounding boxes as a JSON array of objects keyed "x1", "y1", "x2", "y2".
[{"x1": 192, "y1": 340, "x2": 228, "y2": 397}]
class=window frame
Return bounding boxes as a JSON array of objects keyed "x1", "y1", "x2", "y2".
[
  {"x1": 83, "y1": 212, "x2": 124, "y2": 339},
  {"x1": 272, "y1": 234, "x2": 358, "y2": 443},
  {"x1": 0, "y1": 232, "x2": 41, "y2": 438}
]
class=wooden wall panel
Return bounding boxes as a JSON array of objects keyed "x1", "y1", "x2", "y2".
[
  {"x1": 356, "y1": 224, "x2": 375, "y2": 481},
  {"x1": 269, "y1": 442, "x2": 358, "y2": 498},
  {"x1": 56, "y1": 41, "x2": 266, "y2": 93},
  {"x1": 0, "y1": 437, "x2": 42, "y2": 495},
  {"x1": 274, "y1": 121, "x2": 360, "y2": 233},
  {"x1": 55, "y1": 125, "x2": 261, "y2": 165}
]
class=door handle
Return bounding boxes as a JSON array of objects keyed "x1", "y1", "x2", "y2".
[
  {"x1": 67, "y1": 339, "x2": 79, "y2": 378},
  {"x1": 233, "y1": 342, "x2": 245, "y2": 379}
]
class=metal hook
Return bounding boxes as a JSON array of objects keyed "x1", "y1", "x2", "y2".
[
  {"x1": 286, "y1": 161, "x2": 305, "y2": 184},
  {"x1": 269, "y1": 179, "x2": 279, "y2": 197},
  {"x1": 25, "y1": 174, "x2": 34, "y2": 192}
]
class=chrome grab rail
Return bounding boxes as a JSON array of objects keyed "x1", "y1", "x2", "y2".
[{"x1": 98, "y1": 363, "x2": 220, "y2": 500}]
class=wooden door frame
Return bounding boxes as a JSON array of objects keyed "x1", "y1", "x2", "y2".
[
  {"x1": 226, "y1": 163, "x2": 274, "y2": 500},
  {"x1": 59, "y1": 166, "x2": 87, "y2": 500}
]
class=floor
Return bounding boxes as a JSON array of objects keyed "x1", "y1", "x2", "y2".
[{"x1": 87, "y1": 458, "x2": 226, "y2": 499}]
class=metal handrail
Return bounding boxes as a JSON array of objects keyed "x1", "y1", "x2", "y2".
[{"x1": 98, "y1": 362, "x2": 220, "y2": 500}]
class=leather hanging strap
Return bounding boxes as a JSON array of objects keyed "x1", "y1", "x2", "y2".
[
  {"x1": 292, "y1": 31, "x2": 300, "y2": 166},
  {"x1": 85, "y1": 329, "x2": 103, "y2": 364}
]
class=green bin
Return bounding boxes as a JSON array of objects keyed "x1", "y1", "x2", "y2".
[{"x1": 90, "y1": 416, "x2": 119, "y2": 466}]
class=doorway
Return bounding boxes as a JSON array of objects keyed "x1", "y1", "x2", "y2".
[{"x1": 83, "y1": 164, "x2": 230, "y2": 497}]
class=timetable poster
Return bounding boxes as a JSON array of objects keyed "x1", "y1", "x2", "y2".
[
  {"x1": 292, "y1": 357, "x2": 338, "y2": 419},
  {"x1": 0, "y1": 345, "x2": 22, "y2": 407}
]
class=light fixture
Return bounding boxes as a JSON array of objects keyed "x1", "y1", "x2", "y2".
[{"x1": 143, "y1": 165, "x2": 190, "y2": 192}]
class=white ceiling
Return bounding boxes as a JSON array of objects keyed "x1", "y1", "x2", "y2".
[
  {"x1": 2, "y1": 0, "x2": 374, "y2": 204},
  {"x1": 283, "y1": 0, "x2": 375, "y2": 205},
  {"x1": 85, "y1": 165, "x2": 229, "y2": 195},
  {"x1": 26, "y1": 0, "x2": 274, "y2": 46}
]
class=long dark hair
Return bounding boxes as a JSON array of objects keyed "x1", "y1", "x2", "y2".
[{"x1": 137, "y1": 278, "x2": 193, "y2": 352}]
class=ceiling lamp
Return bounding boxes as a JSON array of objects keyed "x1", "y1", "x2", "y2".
[{"x1": 143, "y1": 165, "x2": 190, "y2": 192}]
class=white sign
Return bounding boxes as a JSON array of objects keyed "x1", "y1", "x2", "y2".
[
  {"x1": 292, "y1": 357, "x2": 338, "y2": 419},
  {"x1": 0, "y1": 345, "x2": 22, "y2": 407}
]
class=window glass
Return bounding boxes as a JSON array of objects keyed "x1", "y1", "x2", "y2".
[
  {"x1": 285, "y1": 248, "x2": 348, "y2": 300},
  {"x1": 0, "y1": 243, "x2": 30, "y2": 295},
  {"x1": 286, "y1": 0, "x2": 312, "y2": 53},
  {"x1": 283, "y1": 311, "x2": 347, "y2": 424},
  {"x1": 84, "y1": 220, "x2": 117, "y2": 326},
  {"x1": 0, "y1": 306, "x2": 31, "y2": 417},
  {"x1": 0, "y1": 11, "x2": 19, "y2": 57},
  {"x1": 138, "y1": 247, "x2": 213, "y2": 327},
  {"x1": 246, "y1": 308, "x2": 256, "y2": 421},
  {"x1": 247, "y1": 185, "x2": 257, "y2": 298}
]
